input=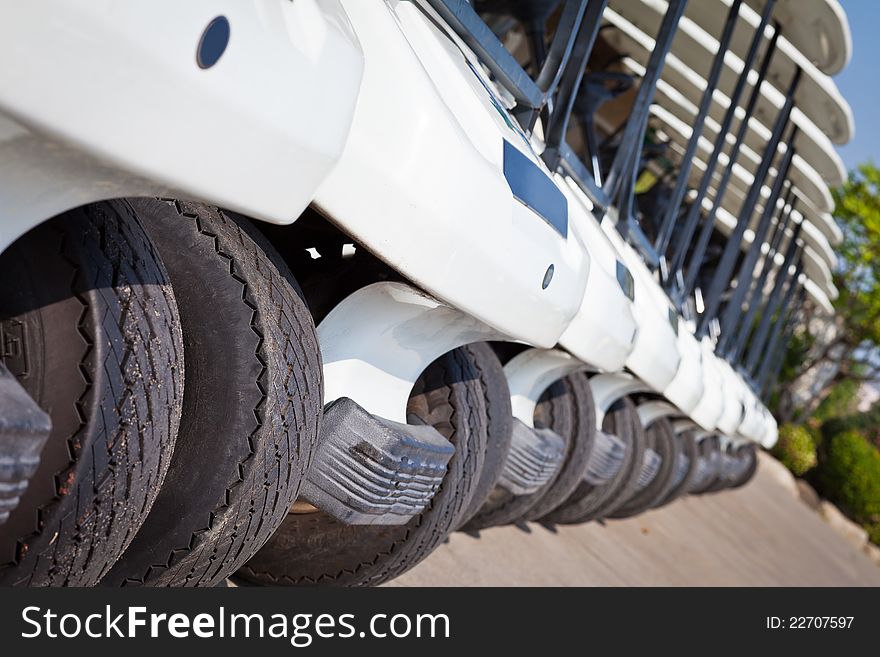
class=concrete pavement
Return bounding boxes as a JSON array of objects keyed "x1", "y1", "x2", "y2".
[{"x1": 389, "y1": 454, "x2": 880, "y2": 586}]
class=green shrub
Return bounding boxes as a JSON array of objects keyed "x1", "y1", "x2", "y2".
[
  {"x1": 820, "y1": 415, "x2": 863, "y2": 444},
  {"x1": 814, "y1": 380, "x2": 860, "y2": 423},
  {"x1": 817, "y1": 430, "x2": 880, "y2": 544},
  {"x1": 772, "y1": 424, "x2": 818, "y2": 476}
]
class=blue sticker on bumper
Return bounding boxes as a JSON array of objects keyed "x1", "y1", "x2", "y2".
[{"x1": 503, "y1": 140, "x2": 568, "y2": 238}]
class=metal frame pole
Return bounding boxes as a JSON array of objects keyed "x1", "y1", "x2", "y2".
[
  {"x1": 760, "y1": 287, "x2": 807, "y2": 398},
  {"x1": 744, "y1": 231, "x2": 803, "y2": 373},
  {"x1": 755, "y1": 273, "x2": 805, "y2": 386},
  {"x1": 728, "y1": 186, "x2": 797, "y2": 363},
  {"x1": 654, "y1": 0, "x2": 744, "y2": 256},
  {"x1": 717, "y1": 127, "x2": 798, "y2": 354},
  {"x1": 542, "y1": 0, "x2": 609, "y2": 169},
  {"x1": 667, "y1": 4, "x2": 778, "y2": 290},
  {"x1": 603, "y1": 0, "x2": 686, "y2": 202},
  {"x1": 697, "y1": 67, "x2": 802, "y2": 337}
]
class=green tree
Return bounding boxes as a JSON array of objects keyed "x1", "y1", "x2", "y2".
[
  {"x1": 817, "y1": 429, "x2": 880, "y2": 544},
  {"x1": 775, "y1": 163, "x2": 880, "y2": 419}
]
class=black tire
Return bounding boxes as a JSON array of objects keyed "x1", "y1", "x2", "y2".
[
  {"x1": 237, "y1": 345, "x2": 489, "y2": 586},
  {"x1": 525, "y1": 373, "x2": 596, "y2": 521},
  {"x1": 0, "y1": 201, "x2": 184, "y2": 586},
  {"x1": 100, "y1": 199, "x2": 322, "y2": 587},
  {"x1": 609, "y1": 417, "x2": 679, "y2": 518},
  {"x1": 703, "y1": 444, "x2": 738, "y2": 493},
  {"x1": 726, "y1": 443, "x2": 759, "y2": 490},
  {"x1": 705, "y1": 442, "x2": 758, "y2": 493},
  {"x1": 455, "y1": 344, "x2": 513, "y2": 528},
  {"x1": 653, "y1": 430, "x2": 700, "y2": 508},
  {"x1": 464, "y1": 372, "x2": 596, "y2": 529},
  {"x1": 543, "y1": 396, "x2": 644, "y2": 525},
  {"x1": 688, "y1": 435, "x2": 722, "y2": 495}
]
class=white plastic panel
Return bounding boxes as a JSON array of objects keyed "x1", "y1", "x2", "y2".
[
  {"x1": 716, "y1": 360, "x2": 748, "y2": 435},
  {"x1": 604, "y1": 7, "x2": 848, "y2": 191},
  {"x1": 319, "y1": 282, "x2": 503, "y2": 424},
  {"x1": 745, "y1": 0, "x2": 852, "y2": 75},
  {"x1": 690, "y1": 339, "x2": 726, "y2": 431},
  {"x1": 505, "y1": 349, "x2": 587, "y2": 428},
  {"x1": 599, "y1": 218, "x2": 681, "y2": 392},
  {"x1": 558, "y1": 177, "x2": 638, "y2": 372},
  {"x1": 609, "y1": 0, "x2": 853, "y2": 144},
  {"x1": 0, "y1": 0, "x2": 363, "y2": 253},
  {"x1": 636, "y1": 400, "x2": 681, "y2": 428},
  {"x1": 663, "y1": 324, "x2": 705, "y2": 415},
  {"x1": 315, "y1": 1, "x2": 589, "y2": 347},
  {"x1": 590, "y1": 372, "x2": 652, "y2": 428}
]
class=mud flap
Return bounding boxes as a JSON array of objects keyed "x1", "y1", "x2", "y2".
[
  {"x1": 300, "y1": 397, "x2": 455, "y2": 526},
  {"x1": 0, "y1": 364, "x2": 51, "y2": 524},
  {"x1": 584, "y1": 430, "x2": 627, "y2": 486},
  {"x1": 496, "y1": 419, "x2": 566, "y2": 496}
]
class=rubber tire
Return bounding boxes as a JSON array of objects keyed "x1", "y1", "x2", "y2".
[
  {"x1": 455, "y1": 343, "x2": 513, "y2": 529},
  {"x1": 100, "y1": 200, "x2": 322, "y2": 587},
  {"x1": 726, "y1": 444, "x2": 759, "y2": 490},
  {"x1": 0, "y1": 201, "x2": 184, "y2": 586},
  {"x1": 236, "y1": 345, "x2": 489, "y2": 586},
  {"x1": 653, "y1": 430, "x2": 700, "y2": 508},
  {"x1": 704, "y1": 443, "x2": 758, "y2": 493},
  {"x1": 703, "y1": 444, "x2": 738, "y2": 493},
  {"x1": 609, "y1": 417, "x2": 679, "y2": 518},
  {"x1": 543, "y1": 396, "x2": 644, "y2": 525},
  {"x1": 464, "y1": 372, "x2": 596, "y2": 530},
  {"x1": 688, "y1": 436, "x2": 722, "y2": 495},
  {"x1": 524, "y1": 372, "x2": 596, "y2": 521}
]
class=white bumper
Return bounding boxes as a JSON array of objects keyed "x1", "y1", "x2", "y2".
[{"x1": 0, "y1": 0, "x2": 363, "y2": 250}]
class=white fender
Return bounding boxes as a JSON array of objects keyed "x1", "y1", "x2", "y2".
[
  {"x1": 590, "y1": 372, "x2": 653, "y2": 428},
  {"x1": 318, "y1": 282, "x2": 504, "y2": 423},
  {"x1": 314, "y1": 1, "x2": 590, "y2": 348},
  {"x1": 672, "y1": 419, "x2": 703, "y2": 436},
  {"x1": 636, "y1": 400, "x2": 681, "y2": 429},
  {"x1": 504, "y1": 348, "x2": 588, "y2": 428}
]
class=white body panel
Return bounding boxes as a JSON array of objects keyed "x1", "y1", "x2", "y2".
[
  {"x1": 599, "y1": 218, "x2": 681, "y2": 392},
  {"x1": 314, "y1": 1, "x2": 589, "y2": 347},
  {"x1": 738, "y1": 387, "x2": 770, "y2": 444},
  {"x1": 590, "y1": 372, "x2": 653, "y2": 428},
  {"x1": 637, "y1": 400, "x2": 682, "y2": 428},
  {"x1": 761, "y1": 408, "x2": 780, "y2": 448},
  {"x1": 0, "y1": 0, "x2": 363, "y2": 252},
  {"x1": 319, "y1": 282, "x2": 503, "y2": 424},
  {"x1": 558, "y1": 178, "x2": 638, "y2": 372},
  {"x1": 691, "y1": 339, "x2": 727, "y2": 431},
  {"x1": 505, "y1": 349, "x2": 587, "y2": 428},
  {"x1": 663, "y1": 324, "x2": 705, "y2": 416},
  {"x1": 716, "y1": 361, "x2": 748, "y2": 435}
]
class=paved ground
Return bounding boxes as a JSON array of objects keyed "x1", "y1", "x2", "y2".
[{"x1": 389, "y1": 454, "x2": 880, "y2": 586}]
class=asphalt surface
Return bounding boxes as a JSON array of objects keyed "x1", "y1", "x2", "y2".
[{"x1": 389, "y1": 454, "x2": 880, "y2": 586}]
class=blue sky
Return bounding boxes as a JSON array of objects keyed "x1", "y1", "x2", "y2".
[{"x1": 834, "y1": 1, "x2": 878, "y2": 170}]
